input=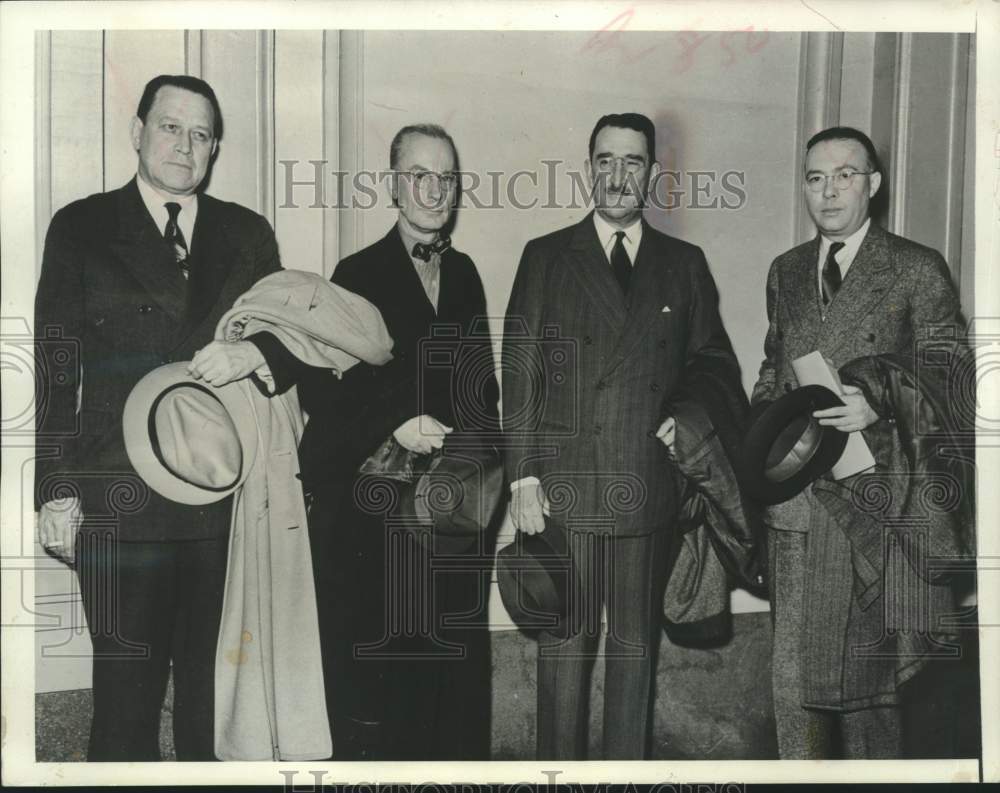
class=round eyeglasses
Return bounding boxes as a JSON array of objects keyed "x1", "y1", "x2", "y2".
[
  {"x1": 804, "y1": 169, "x2": 873, "y2": 192},
  {"x1": 395, "y1": 170, "x2": 459, "y2": 192}
]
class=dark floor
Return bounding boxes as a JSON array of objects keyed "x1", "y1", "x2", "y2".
[{"x1": 36, "y1": 612, "x2": 981, "y2": 762}]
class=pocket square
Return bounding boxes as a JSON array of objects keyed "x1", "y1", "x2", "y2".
[{"x1": 661, "y1": 305, "x2": 671, "y2": 313}]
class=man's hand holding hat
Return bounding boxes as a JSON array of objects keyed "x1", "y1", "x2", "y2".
[
  {"x1": 189, "y1": 340, "x2": 265, "y2": 386},
  {"x1": 812, "y1": 384, "x2": 879, "y2": 433}
]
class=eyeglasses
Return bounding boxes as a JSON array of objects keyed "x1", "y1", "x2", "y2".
[
  {"x1": 804, "y1": 169, "x2": 873, "y2": 192},
  {"x1": 394, "y1": 170, "x2": 459, "y2": 192},
  {"x1": 594, "y1": 156, "x2": 647, "y2": 175}
]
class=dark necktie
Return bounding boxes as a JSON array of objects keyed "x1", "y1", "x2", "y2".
[
  {"x1": 821, "y1": 241, "x2": 845, "y2": 305},
  {"x1": 164, "y1": 202, "x2": 190, "y2": 280},
  {"x1": 610, "y1": 230, "x2": 631, "y2": 294},
  {"x1": 412, "y1": 235, "x2": 451, "y2": 262}
]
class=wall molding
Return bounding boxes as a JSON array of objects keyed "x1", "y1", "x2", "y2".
[
  {"x1": 184, "y1": 30, "x2": 203, "y2": 77},
  {"x1": 256, "y1": 30, "x2": 275, "y2": 223},
  {"x1": 794, "y1": 32, "x2": 844, "y2": 241},
  {"x1": 889, "y1": 33, "x2": 913, "y2": 237},
  {"x1": 322, "y1": 31, "x2": 340, "y2": 276},
  {"x1": 34, "y1": 30, "x2": 51, "y2": 274},
  {"x1": 338, "y1": 30, "x2": 365, "y2": 260},
  {"x1": 942, "y1": 32, "x2": 970, "y2": 283}
]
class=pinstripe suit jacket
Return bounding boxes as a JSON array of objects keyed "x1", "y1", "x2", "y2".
[{"x1": 502, "y1": 213, "x2": 740, "y2": 536}]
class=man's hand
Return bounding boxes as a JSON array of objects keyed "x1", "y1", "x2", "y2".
[
  {"x1": 813, "y1": 384, "x2": 879, "y2": 433},
  {"x1": 509, "y1": 482, "x2": 550, "y2": 535},
  {"x1": 188, "y1": 340, "x2": 265, "y2": 386},
  {"x1": 37, "y1": 497, "x2": 83, "y2": 565},
  {"x1": 393, "y1": 415, "x2": 453, "y2": 454},
  {"x1": 656, "y1": 416, "x2": 677, "y2": 459}
]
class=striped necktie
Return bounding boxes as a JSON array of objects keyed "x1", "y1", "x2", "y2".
[{"x1": 164, "y1": 202, "x2": 190, "y2": 280}]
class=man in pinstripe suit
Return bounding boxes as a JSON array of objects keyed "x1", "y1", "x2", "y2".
[
  {"x1": 751, "y1": 126, "x2": 964, "y2": 758},
  {"x1": 502, "y1": 113, "x2": 742, "y2": 759}
]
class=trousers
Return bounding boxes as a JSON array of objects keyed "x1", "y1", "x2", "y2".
[
  {"x1": 769, "y1": 527, "x2": 903, "y2": 758},
  {"x1": 76, "y1": 532, "x2": 228, "y2": 760},
  {"x1": 536, "y1": 529, "x2": 670, "y2": 760}
]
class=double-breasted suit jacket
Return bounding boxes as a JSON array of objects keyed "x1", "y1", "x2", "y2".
[
  {"x1": 503, "y1": 213, "x2": 740, "y2": 536},
  {"x1": 753, "y1": 221, "x2": 960, "y2": 408},
  {"x1": 34, "y1": 177, "x2": 281, "y2": 760},
  {"x1": 750, "y1": 220, "x2": 963, "y2": 756},
  {"x1": 35, "y1": 177, "x2": 282, "y2": 540},
  {"x1": 502, "y1": 213, "x2": 741, "y2": 760}
]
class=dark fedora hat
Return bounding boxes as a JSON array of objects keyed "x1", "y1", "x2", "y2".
[
  {"x1": 360, "y1": 433, "x2": 505, "y2": 553},
  {"x1": 496, "y1": 517, "x2": 583, "y2": 640},
  {"x1": 742, "y1": 385, "x2": 849, "y2": 505},
  {"x1": 412, "y1": 440, "x2": 504, "y2": 536}
]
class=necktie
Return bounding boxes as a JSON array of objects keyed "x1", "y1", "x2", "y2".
[
  {"x1": 412, "y1": 235, "x2": 451, "y2": 262},
  {"x1": 821, "y1": 241, "x2": 845, "y2": 305},
  {"x1": 164, "y1": 202, "x2": 190, "y2": 280},
  {"x1": 610, "y1": 230, "x2": 631, "y2": 294}
]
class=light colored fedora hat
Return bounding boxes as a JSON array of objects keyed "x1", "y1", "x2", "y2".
[{"x1": 123, "y1": 362, "x2": 258, "y2": 505}]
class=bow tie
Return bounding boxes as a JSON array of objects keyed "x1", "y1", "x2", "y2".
[{"x1": 412, "y1": 236, "x2": 451, "y2": 262}]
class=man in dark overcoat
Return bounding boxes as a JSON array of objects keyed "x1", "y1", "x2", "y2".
[{"x1": 250, "y1": 123, "x2": 499, "y2": 760}]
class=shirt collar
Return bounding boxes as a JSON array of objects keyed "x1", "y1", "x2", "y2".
[
  {"x1": 818, "y1": 217, "x2": 870, "y2": 271},
  {"x1": 397, "y1": 213, "x2": 441, "y2": 259},
  {"x1": 136, "y1": 173, "x2": 198, "y2": 235},
  {"x1": 592, "y1": 211, "x2": 643, "y2": 250}
]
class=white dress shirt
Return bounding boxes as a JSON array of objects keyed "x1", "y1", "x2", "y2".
[
  {"x1": 593, "y1": 212, "x2": 642, "y2": 267},
  {"x1": 136, "y1": 173, "x2": 198, "y2": 250},
  {"x1": 817, "y1": 217, "x2": 870, "y2": 296}
]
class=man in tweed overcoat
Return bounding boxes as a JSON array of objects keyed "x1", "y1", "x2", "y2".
[{"x1": 751, "y1": 126, "x2": 965, "y2": 758}]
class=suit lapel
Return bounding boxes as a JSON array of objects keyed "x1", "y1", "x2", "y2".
[
  {"x1": 821, "y1": 223, "x2": 895, "y2": 356},
  {"x1": 388, "y1": 226, "x2": 438, "y2": 320},
  {"x1": 565, "y1": 213, "x2": 627, "y2": 334},
  {"x1": 785, "y1": 237, "x2": 824, "y2": 333},
  {"x1": 184, "y1": 194, "x2": 237, "y2": 332},
  {"x1": 108, "y1": 179, "x2": 188, "y2": 323},
  {"x1": 604, "y1": 223, "x2": 669, "y2": 375}
]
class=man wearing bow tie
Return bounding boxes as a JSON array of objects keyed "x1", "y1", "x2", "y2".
[
  {"x1": 751, "y1": 126, "x2": 964, "y2": 758},
  {"x1": 252, "y1": 123, "x2": 499, "y2": 760},
  {"x1": 34, "y1": 74, "x2": 281, "y2": 760},
  {"x1": 502, "y1": 113, "x2": 741, "y2": 759}
]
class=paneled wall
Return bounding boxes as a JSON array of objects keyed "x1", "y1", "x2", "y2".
[{"x1": 33, "y1": 30, "x2": 974, "y2": 693}]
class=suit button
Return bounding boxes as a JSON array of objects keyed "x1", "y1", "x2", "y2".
[
  {"x1": 593, "y1": 424, "x2": 602, "y2": 435},
  {"x1": 650, "y1": 383, "x2": 660, "y2": 392},
  {"x1": 647, "y1": 429, "x2": 656, "y2": 438},
  {"x1": 659, "y1": 340, "x2": 667, "y2": 349},
  {"x1": 784, "y1": 382, "x2": 793, "y2": 393},
  {"x1": 583, "y1": 336, "x2": 593, "y2": 346},
  {"x1": 597, "y1": 380, "x2": 606, "y2": 390},
  {"x1": 137, "y1": 304, "x2": 153, "y2": 314},
  {"x1": 867, "y1": 333, "x2": 876, "y2": 342}
]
